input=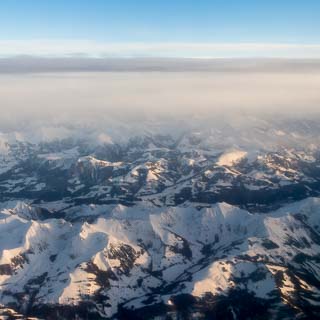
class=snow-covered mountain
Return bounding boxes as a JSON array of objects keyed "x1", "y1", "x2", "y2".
[
  {"x1": 1, "y1": 115, "x2": 320, "y2": 319},
  {"x1": 1, "y1": 199, "x2": 320, "y2": 319}
]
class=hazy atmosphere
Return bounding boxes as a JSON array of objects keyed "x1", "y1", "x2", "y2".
[{"x1": 1, "y1": 58, "x2": 320, "y2": 134}]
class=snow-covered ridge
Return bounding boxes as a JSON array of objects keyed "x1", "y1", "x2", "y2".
[
  {"x1": 0, "y1": 198, "x2": 320, "y2": 318},
  {"x1": 0, "y1": 135, "x2": 319, "y2": 212}
]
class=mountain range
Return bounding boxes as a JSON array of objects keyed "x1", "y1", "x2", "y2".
[{"x1": 1, "y1": 115, "x2": 320, "y2": 319}]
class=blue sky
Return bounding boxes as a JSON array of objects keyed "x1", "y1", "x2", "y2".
[{"x1": 1, "y1": 0, "x2": 320, "y2": 57}]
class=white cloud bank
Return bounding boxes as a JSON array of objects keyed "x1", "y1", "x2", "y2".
[
  {"x1": 0, "y1": 70, "x2": 319, "y2": 123},
  {"x1": 1, "y1": 40, "x2": 320, "y2": 58},
  {"x1": 0, "y1": 55, "x2": 319, "y2": 143}
]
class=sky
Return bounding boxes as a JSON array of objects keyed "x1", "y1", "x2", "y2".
[
  {"x1": 0, "y1": 0, "x2": 320, "y2": 136},
  {"x1": 1, "y1": 1, "x2": 320, "y2": 58},
  {"x1": 0, "y1": 0, "x2": 320, "y2": 135}
]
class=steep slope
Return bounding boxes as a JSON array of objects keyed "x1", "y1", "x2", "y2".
[{"x1": 0, "y1": 199, "x2": 319, "y2": 319}]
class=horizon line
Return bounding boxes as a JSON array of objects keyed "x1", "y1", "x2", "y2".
[
  {"x1": 1, "y1": 40, "x2": 320, "y2": 59},
  {"x1": 1, "y1": 56, "x2": 320, "y2": 73}
]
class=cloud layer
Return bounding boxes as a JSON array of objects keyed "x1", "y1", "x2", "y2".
[
  {"x1": 1, "y1": 41, "x2": 320, "y2": 58},
  {"x1": 0, "y1": 58, "x2": 319, "y2": 141},
  {"x1": 1, "y1": 57, "x2": 320, "y2": 73}
]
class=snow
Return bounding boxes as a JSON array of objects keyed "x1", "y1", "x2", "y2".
[
  {"x1": 77, "y1": 156, "x2": 122, "y2": 168},
  {"x1": 217, "y1": 150, "x2": 248, "y2": 166},
  {"x1": 1, "y1": 114, "x2": 320, "y2": 318},
  {"x1": 192, "y1": 260, "x2": 234, "y2": 296},
  {"x1": 146, "y1": 170, "x2": 158, "y2": 182},
  {"x1": 0, "y1": 197, "x2": 320, "y2": 317}
]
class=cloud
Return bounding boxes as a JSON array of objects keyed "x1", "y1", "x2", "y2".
[
  {"x1": 1, "y1": 40, "x2": 320, "y2": 58},
  {"x1": 0, "y1": 67, "x2": 319, "y2": 119},
  {"x1": 0, "y1": 57, "x2": 319, "y2": 143},
  {"x1": 1, "y1": 56, "x2": 320, "y2": 73}
]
